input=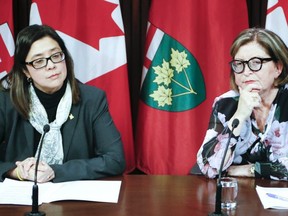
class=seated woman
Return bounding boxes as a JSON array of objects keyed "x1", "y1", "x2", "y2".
[
  {"x1": 0, "y1": 24, "x2": 125, "y2": 183},
  {"x1": 196, "y1": 28, "x2": 288, "y2": 180}
]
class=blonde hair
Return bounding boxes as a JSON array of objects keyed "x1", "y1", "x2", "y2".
[{"x1": 229, "y1": 28, "x2": 288, "y2": 91}]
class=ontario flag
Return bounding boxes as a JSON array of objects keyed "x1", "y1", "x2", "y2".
[
  {"x1": 136, "y1": 0, "x2": 249, "y2": 174},
  {"x1": 0, "y1": 0, "x2": 14, "y2": 79},
  {"x1": 29, "y1": 0, "x2": 135, "y2": 173},
  {"x1": 266, "y1": 0, "x2": 288, "y2": 46}
]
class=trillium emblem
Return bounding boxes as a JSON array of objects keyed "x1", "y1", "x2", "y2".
[
  {"x1": 140, "y1": 34, "x2": 206, "y2": 112},
  {"x1": 150, "y1": 48, "x2": 197, "y2": 107}
]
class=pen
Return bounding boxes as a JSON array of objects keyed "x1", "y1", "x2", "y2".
[{"x1": 266, "y1": 193, "x2": 288, "y2": 202}]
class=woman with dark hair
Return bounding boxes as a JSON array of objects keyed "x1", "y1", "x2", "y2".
[
  {"x1": 0, "y1": 24, "x2": 125, "y2": 183},
  {"x1": 196, "y1": 28, "x2": 288, "y2": 180}
]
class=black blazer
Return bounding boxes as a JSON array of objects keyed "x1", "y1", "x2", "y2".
[{"x1": 0, "y1": 82, "x2": 125, "y2": 182}]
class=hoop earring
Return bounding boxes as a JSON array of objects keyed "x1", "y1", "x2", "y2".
[{"x1": 27, "y1": 77, "x2": 32, "y2": 83}]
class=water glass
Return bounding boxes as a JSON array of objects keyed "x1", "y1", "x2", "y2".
[{"x1": 221, "y1": 177, "x2": 238, "y2": 210}]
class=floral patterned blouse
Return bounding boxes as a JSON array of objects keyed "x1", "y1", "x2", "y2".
[{"x1": 197, "y1": 84, "x2": 288, "y2": 180}]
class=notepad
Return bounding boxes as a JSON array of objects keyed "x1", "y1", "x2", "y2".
[
  {"x1": 0, "y1": 178, "x2": 122, "y2": 205},
  {"x1": 256, "y1": 185, "x2": 288, "y2": 209}
]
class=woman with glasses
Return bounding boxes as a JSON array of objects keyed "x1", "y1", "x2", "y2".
[
  {"x1": 195, "y1": 28, "x2": 288, "y2": 180},
  {"x1": 0, "y1": 24, "x2": 125, "y2": 182}
]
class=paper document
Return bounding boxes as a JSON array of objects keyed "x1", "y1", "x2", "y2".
[
  {"x1": 256, "y1": 185, "x2": 288, "y2": 209},
  {"x1": 0, "y1": 178, "x2": 121, "y2": 205}
]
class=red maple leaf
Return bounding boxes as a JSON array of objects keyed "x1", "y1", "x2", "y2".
[
  {"x1": 0, "y1": 36, "x2": 14, "y2": 73},
  {"x1": 34, "y1": 0, "x2": 123, "y2": 50},
  {"x1": 0, "y1": 0, "x2": 14, "y2": 73}
]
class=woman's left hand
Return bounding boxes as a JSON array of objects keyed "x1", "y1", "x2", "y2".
[
  {"x1": 227, "y1": 164, "x2": 254, "y2": 177},
  {"x1": 27, "y1": 161, "x2": 55, "y2": 183}
]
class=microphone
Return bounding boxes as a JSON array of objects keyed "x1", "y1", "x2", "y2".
[
  {"x1": 209, "y1": 118, "x2": 239, "y2": 216},
  {"x1": 25, "y1": 124, "x2": 50, "y2": 216}
]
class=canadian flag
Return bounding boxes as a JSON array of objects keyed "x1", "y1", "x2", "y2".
[
  {"x1": 266, "y1": 0, "x2": 288, "y2": 46},
  {"x1": 0, "y1": 0, "x2": 14, "y2": 79},
  {"x1": 30, "y1": 0, "x2": 135, "y2": 172}
]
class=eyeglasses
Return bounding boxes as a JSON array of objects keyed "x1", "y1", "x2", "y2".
[
  {"x1": 25, "y1": 51, "x2": 65, "y2": 69},
  {"x1": 229, "y1": 57, "x2": 274, "y2": 74}
]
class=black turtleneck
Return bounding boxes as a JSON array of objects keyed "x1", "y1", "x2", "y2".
[
  {"x1": 34, "y1": 81, "x2": 67, "y2": 122},
  {"x1": 32, "y1": 80, "x2": 67, "y2": 154}
]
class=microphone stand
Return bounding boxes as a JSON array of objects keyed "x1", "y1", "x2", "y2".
[
  {"x1": 209, "y1": 119, "x2": 239, "y2": 216},
  {"x1": 25, "y1": 124, "x2": 50, "y2": 216}
]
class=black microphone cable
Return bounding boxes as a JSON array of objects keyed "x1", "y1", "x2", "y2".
[
  {"x1": 25, "y1": 124, "x2": 50, "y2": 216},
  {"x1": 209, "y1": 118, "x2": 239, "y2": 216}
]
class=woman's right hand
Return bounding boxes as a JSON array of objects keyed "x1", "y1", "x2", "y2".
[
  {"x1": 15, "y1": 157, "x2": 37, "y2": 180},
  {"x1": 228, "y1": 84, "x2": 262, "y2": 136},
  {"x1": 236, "y1": 84, "x2": 262, "y2": 120},
  {"x1": 6, "y1": 157, "x2": 54, "y2": 183},
  {"x1": 6, "y1": 157, "x2": 37, "y2": 181}
]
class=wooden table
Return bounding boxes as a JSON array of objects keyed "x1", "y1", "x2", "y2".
[{"x1": 0, "y1": 175, "x2": 287, "y2": 216}]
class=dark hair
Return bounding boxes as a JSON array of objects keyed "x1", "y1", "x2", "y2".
[
  {"x1": 229, "y1": 28, "x2": 288, "y2": 91},
  {"x1": 0, "y1": 24, "x2": 80, "y2": 119}
]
